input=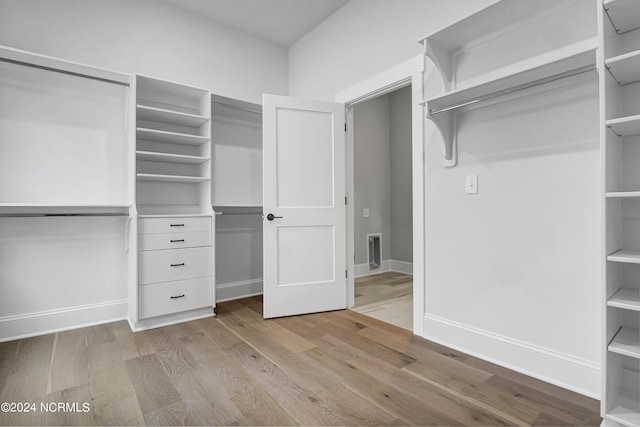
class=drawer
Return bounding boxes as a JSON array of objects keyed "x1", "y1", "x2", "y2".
[
  {"x1": 138, "y1": 231, "x2": 211, "y2": 251},
  {"x1": 139, "y1": 247, "x2": 211, "y2": 285},
  {"x1": 139, "y1": 277, "x2": 212, "y2": 319},
  {"x1": 138, "y1": 217, "x2": 211, "y2": 235}
]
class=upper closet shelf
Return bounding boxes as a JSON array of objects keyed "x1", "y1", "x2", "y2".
[
  {"x1": 606, "y1": 191, "x2": 640, "y2": 198},
  {"x1": 137, "y1": 105, "x2": 209, "y2": 127},
  {"x1": 136, "y1": 128, "x2": 209, "y2": 146},
  {"x1": 606, "y1": 115, "x2": 640, "y2": 137},
  {"x1": 420, "y1": 43, "x2": 597, "y2": 115},
  {"x1": 0, "y1": 45, "x2": 130, "y2": 86},
  {"x1": 606, "y1": 50, "x2": 640, "y2": 85},
  {"x1": 0, "y1": 203, "x2": 130, "y2": 216},
  {"x1": 604, "y1": 0, "x2": 640, "y2": 34}
]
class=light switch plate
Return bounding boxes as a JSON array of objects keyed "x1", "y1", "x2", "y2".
[
  {"x1": 363, "y1": 208, "x2": 370, "y2": 218},
  {"x1": 466, "y1": 175, "x2": 478, "y2": 194}
]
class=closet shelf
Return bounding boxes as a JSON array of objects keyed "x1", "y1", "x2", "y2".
[
  {"x1": 608, "y1": 250, "x2": 640, "y2": 264},
  {"x1": 0, "y1": 203, "x2": 130, "y2": 216},
  {"x1": 606, "y1": 50, "x2": 640, "y2": 85},
  {"x1": 609, "y1": 327, "x2": 640, "y2": 359},
  {"x1": 608, "y1": 288, "x2": 640, "y2": 311},
  {"x1": 420, "y1": 41, "x2": 597, "y2": 167},
  {"x1": 604, "y1": 0, "x2": 640, "y2": 34},
  {"x1": 420, "y1": 43, "x2": 597, "y2": 114},
  {"x1": 606, "y1": 191, "x2": 640, "y2": 198},
  {"x1": 136, "y1": 151, "x2": 209, "y2": 165},
  {"x1": 606, "y1": 115, "x2": 640, "y2": 137},
  {"x1": 136, "y1": 128, "x2": 209, "y2": 146},
  {"x1": 137, "y1": 105, "x2": 209, "y2": 127},
  {"x1": 136, "y1": 173, "x2": 210, "y2": 183}
]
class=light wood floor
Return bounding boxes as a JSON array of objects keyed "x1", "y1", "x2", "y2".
[
  {"x1": 353, "y1": 272, "x2": 413, "y2": 331},
  {"x1": 0, "y1": 297, "x2": 601, "y2": 426}
]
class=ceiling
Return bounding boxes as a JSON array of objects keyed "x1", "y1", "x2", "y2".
[{"x1": 161, "y1": 0, "x2": 350, "y2": 47}]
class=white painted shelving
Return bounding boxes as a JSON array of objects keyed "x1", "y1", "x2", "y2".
[{"x1": 608, "y1": 288, "x2": 640, "y2": 311}]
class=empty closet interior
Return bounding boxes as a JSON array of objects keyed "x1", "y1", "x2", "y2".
[
  {"x1": 211, "y1": 96, "x2": 264, "y2": 303},
  {"x1": 351, "y1": 85, "x2": 413, "y2": 331}
]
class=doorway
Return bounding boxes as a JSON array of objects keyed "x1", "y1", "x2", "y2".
[{"x1": 349, "y1": 86, "x2": 413, "y2": 331}]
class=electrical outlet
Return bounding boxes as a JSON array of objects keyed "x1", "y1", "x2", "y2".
[
  {"x1": 363, "y1": 208, "x2": 370, "y2": 218},
  {"x1": 466, "y1": 175, "x2": 478, "y2": 194}
]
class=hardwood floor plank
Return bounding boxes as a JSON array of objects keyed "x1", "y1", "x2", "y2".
[
  {"x1": 143, "y1": 401, "x2": 195, "y2": 426},
  {"x1": 222, "y1": 339, "x2": 351, "y2": 426},
  {"x1": 2, "y1": 335, "x2": 54, "y2": 401},
  {"x1": 171, "y1": 367, "x2": 245, "y2": 426},
  {"x1": 125, "y1": 353, "x2": 182, "y2": 414},
  {"x1": 92, "y1": 395, "x2": 145, "y2": 426},
  {"x1": 232, "y1": 386, "x2": 299, "y2": 426},
  {"x1": 317, "y1": 383, "x2": 408, "y2": 426},
  {"x1": 465, "y1": 355, "x2": 600, "y2": 413},
  {"x1": 89, "y1": 360, "x2": 137, "y2": 409},
  {"x1": 220, "y1": 317, "x2": 342, "y2": 395},
  {"x1": 144, "y1": 326, "x2": 199, "y2": 377},
  {"x1": 113, "y1": 320, "x2": 154, "y2": 361},
  {"x1": 48, "y1": 329, "x2": 89, "y2": 393}
]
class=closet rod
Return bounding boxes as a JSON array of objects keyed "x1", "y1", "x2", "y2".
[
  {"x1": 0, "y1": 57, "x2": 130, "y2": 87},
  {"x1": 214, "y1": 212, "x2": 263, "y2": 216},
  {"x1": 212, "y1": 101, "x2": 262, "y2": 114},
  {"x1": 429, "y1": 64, "x2": 596, "y2": 116},
  {"x1": 0, "y1": 213, "x2": 129, "y2": 218}
]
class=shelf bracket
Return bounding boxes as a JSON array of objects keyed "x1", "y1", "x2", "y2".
[{"x1": 427, "y1": 111, "x2": 457, "y2": 167}]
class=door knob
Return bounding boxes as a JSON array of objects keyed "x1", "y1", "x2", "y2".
[{"x1": 266, "y1": 213, "x2": 283, "y2": 221}]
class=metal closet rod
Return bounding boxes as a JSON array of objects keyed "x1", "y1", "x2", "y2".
[
  {"x1": 214, "y1": 212, "x2": 262, "y2": 215},
  {"x1": 0, "y1": 57, "x2": 130, "y2": 87},
  {"x1": 429, "y1": 64, "x2": 596, "y2": 116},
  {"x1": 0, "y1": 213, "x2": 129, "y2": 218}
]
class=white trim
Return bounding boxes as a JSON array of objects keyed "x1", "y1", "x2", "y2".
[
  {"x1": 390, "y1": 259, "x2": 413, "y2": 275},
  {"x1": 422, "y1": 313, "x2": 601, "y2": 398},
  {"x1": 335, "y1": 56, "x2": 424, "y2": 105},
  {"x1": 336, "y1": 55, "x2": 425, "y2": 337},
  {"x1": 0, "y1": 299, "x2": 128, "y2": 342},
  {"x1": 216, "y1": 279, "x2": 263, "y2": 302},
  {"x1": 132, "y1": 307, "x2": 214, "y2": 332},
  {"x1": 355, "y1": 260, "x2": 414, "y2": 277}
]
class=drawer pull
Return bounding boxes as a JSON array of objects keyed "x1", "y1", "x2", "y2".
[
  {"x1": 170, "y1": 239, "x2": 185, "y2": 243},
  {"x1": 170, "y1": 294, "x2": 185, "y2": 299},
  {"x1": 170, "y1": 263, "x2": 185, "y2": 267},
  {"x1": 170, "y1": 224, "x2": 185, "y2": 227}
]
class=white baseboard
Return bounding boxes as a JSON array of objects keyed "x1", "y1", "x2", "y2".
[
  {"x1": 0, "y1": 299, "x2": 128, "y2": 343},
  {"x1": 422, "y1": 313, "x2": 600, "y2": 399},
  {"x1": 216, "y1": 279, "x2": 263, "y2": 302},
  {"x1": 355, "y1": 259, "x2": 413, "y2": 277}
]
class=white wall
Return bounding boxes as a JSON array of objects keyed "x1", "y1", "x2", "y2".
[
  {"x1": 354, "y1": 95, "x2": 391, "y2": 265},
  {"x1": 289, "y1": 0, "x2": 496, "y2": 100},
  {"x1": 0, "y1": 0, "x2": 288, "y2": 103},
  {"x1": 290, "y1": 0, "x2": 602, "y2": 396},
  {"x1": 389, "y1": 86, "x2": 413, "y2": 263}
]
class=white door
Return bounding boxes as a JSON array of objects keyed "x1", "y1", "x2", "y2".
[{"x1": 262, "y1": 94, "x2": 346, "y2": 319}]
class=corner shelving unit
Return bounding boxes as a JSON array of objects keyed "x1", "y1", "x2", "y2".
[
  {"x1": 418, "y1": 0, "x2": 598, "y2": 167},
  {"x1": 601, "y1": 0, "x2": 640, "y2": 424},
  {"x1": 130, "y1": 74, "x2": 215, "y2": 330}
]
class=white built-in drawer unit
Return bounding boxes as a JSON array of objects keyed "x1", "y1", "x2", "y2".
[
  {"x1": 138, "y1": 216, "x2": 211, "y2": 234},
  {"x1": 139, "y1": 246, "x2": 211, "y2": 285},
  {"x1": 137, "y1": 216, "x2": 213, "y2": 321},
  {"x1": 138, "y1": 231, "x2": 211, "y2": 251},
  {"x1": 138, "y1": 276, "x2": 212, "y2": 319}
]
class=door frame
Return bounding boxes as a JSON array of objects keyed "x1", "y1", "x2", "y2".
[{"x1": 335, "y1": 55, "x2": 425, "y2": 336}]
